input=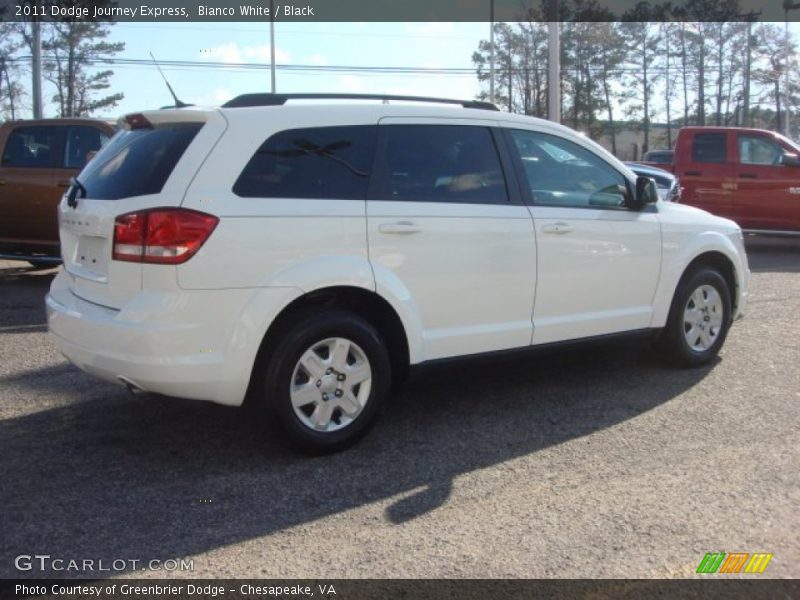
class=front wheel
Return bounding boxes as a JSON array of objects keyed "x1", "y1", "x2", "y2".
[
  {"x1": 261, "y1": 310, "x2": 391, "y2": 453},
  {"x1": 657, "y1": 268, "x2": 732, "y2": 367}
]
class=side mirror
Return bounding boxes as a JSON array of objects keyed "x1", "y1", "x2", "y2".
[
  {"x1": 781, "y1": 152, "x2": 800, "y2": 167},
  {"x1": 632, "y1": 176, "x2": 659, "y2": 210}
]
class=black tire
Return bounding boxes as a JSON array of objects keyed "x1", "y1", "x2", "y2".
[
  {"x1": 657, "y1": 267, "x2": 732, "y2": 367},
  {"x1": 261, "y1": 310, "x2": 391, "y2": 454}
]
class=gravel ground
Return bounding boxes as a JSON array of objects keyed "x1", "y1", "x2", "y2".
[{"x1": 0, "y1": 236, "x2": 798, "y2": 580}]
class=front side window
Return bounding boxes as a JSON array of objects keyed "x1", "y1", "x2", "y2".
[
  {"x1": 738, "y1": 135, "x2": 783, "y2": 165},
  {"x1": 64, "y1": 126, "x2": 110, "y2": 169},
  {"x1": 1, "y1": 125, "x2": 59, "y2": 168},
  {"x1": 509, "y1": 129, "x2": 628, "y2": 208},
  {"x1": 692, "y1": 133, "x2": 727, "y2": 163},
  {"x1": 370, "y1": 125, "x2": 509, "y2": 204},
  {"x1": 233, "y1": 126, "x2": 376, "y2": 199}
]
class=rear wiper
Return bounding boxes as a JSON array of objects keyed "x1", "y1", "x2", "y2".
[{"x1": 66, "y1": 177, "x2": 87, "y2": 209}]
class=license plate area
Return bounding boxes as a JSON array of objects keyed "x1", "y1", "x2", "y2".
[{"x1": 72, "y1": 235, "x2": 109, "y2": 281}]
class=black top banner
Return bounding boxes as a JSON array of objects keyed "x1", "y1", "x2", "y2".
[{"x1": 0, "y1": 0, "x2": 792, "y2": 23}]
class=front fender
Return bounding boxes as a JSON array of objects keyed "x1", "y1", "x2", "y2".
[{"x1": 651, "y1": 229, "x2": 748, "y2": 327}]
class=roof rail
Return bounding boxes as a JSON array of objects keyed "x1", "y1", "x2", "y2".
[{"x1": 221, "y1": 93, "x2": 499, "y2": 111}]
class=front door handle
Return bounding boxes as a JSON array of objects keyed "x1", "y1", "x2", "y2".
[
  {"x1": 685, "y1": 170, "x2": 702, "y2": 176},
  {"x1": 739, "y1": 173, "x2": 757, "y2": 179},
  {"x1": 57, "y1": 180, "x2": 71, "y2": 187},
  {"x1": 542, "y1": 222, "x2": 573, "y2": 234},
  {"x1": 0, "y1": 179, "x2": 5, "y2": 185},
  {"x1": 378, "y1": 221, "x2": 422, "y2": 235}
]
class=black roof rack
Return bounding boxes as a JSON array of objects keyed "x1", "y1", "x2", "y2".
[{"x1": 221, "y1": 93, "x2": 499, "y2": 111}]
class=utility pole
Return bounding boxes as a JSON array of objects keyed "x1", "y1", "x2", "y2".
[
  {"x1": 32, "y1": 20, "x2": 43, "y2": 118},
  {"x1": 783, "y1": 1, "x2": 800, "y2": 137},
  {"x1": 547, "y1": 0, "x2": 560, "y2": 123},
  {"x1": 736, "y1": 10, "x2": 760, "y2": 128},
  {"x1": 270, "y1": 0, "x2": 276, "y2": 93},
  {"x1": 489, "y1": 0, "x2": 495, "y2": 105}
]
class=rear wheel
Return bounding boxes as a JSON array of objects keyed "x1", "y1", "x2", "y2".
[
  {"x1": 657, "y1": 268, "x2": 732, "y2": 367},
  {"x1": 261, "y1": 310, "x2": 391, "y2": 453}
]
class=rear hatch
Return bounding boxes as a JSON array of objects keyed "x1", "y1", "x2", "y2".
[{"x1": 58, "y1": 109, "x2": 226, "y2": 309}]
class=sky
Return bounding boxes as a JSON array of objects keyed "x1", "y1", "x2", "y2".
[
  {"x1": 57, "y1": 22, "x2": 490, "y2": 119},
  {"x1": 18, "y1": 20, "x2": 800, "y2": 121}
]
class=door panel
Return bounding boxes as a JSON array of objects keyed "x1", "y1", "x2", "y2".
[
  {"x1": 367, "y1": 122, "x2": 537, "y2": 361},
  {"x1": 733, "y1": 133, "x2": 800, "y2": 231},
  {"x1": 504, "y1": 127, "x2": 662, "y2": 344},
  {"x1": 679, "y1": 131, "x2": 736, "y2": 220},
  {"x1": 0, "y1": 124, "x2": 67, "y2": 246},
  {"x1": 530, "y1": 206, "x2": 661, "y2": 344}
]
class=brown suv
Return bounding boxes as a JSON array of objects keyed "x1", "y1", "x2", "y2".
[{"x1": 0, "y1": 118, "x2": 115, "y2": 266}]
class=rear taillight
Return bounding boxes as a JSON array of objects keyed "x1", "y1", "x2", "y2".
[{"x1": 113, "y1": 208, "x2": 218, "y2": 264}]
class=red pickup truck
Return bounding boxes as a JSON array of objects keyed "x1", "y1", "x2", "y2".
[{"x1": 646, "y1": 126, "x2": 800, "y2": 233}]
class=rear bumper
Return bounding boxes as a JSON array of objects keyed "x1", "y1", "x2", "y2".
[{"x1": 45, "y1": 271, "x2": 298, "y2": 406}]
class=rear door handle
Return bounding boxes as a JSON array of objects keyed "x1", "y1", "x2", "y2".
[
  {"x1": 542, "y1": 222, "x2": 573, "y2": 234},
  {"x1": 739, "y1": 173, "x2": 757, "y2": 179},
  {"x1": 378, "y1": 221, "x2": 422, "y2": 235},
  {"x1": 0, "y1": 179, "x2": 5, "y2": 185}
]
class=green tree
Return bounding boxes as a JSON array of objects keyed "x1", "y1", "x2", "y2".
[
  {"x1": 43, "y1": 21, "x2": 125, "y2": 117},
  {"x1": 0, "y1": 23, "x2": 24, "y2": 120}
]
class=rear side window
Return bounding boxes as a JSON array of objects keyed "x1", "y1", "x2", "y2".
[
  {"x1": 233, "y1": 126, "x2": 376, "y2": 199},
  {"x1": 691, "y1": 133, "x2": 727, "y2": 163},
  {"x1": 78, "y1": 123, "x2": 202, "y2": 200},
  {"x1": 370, "y1": 125, "x2": 509, "y2": 204},
  {"x1": 1, "y1": 125, "x2": 59, "y2": 168}
]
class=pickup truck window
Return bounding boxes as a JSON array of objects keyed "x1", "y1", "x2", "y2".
[
  {"x1": 1, "y1": 125, "x2": 59, "y2": 168},
  {"x1": 691, "y1": 133, "x2": 727, "y2": 163},
  {"x1": 64, "y1": 126, "x2": 109, "y2": 169},
  {"x1": 738, "y1": 135, "x2": 783, "y2": 165}
]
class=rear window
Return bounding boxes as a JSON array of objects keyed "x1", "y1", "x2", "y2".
[
  {"x1": 77, "y1": 123, "x2": 202, "y2": 200},
  {"x1": 691, "y1": 133, "x2": 727, "y2": 164}
]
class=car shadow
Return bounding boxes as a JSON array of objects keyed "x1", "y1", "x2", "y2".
[
  {"x1": 745, "y1": 235, "x2": 800, "y2": 273},
  {"x1": 0, "y1": 339, "x2": 714, "y2": 578}
]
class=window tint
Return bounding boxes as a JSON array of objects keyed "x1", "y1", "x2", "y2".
[
  {"x1": 510, "y1": 129, "x2": 628, "y2": 208},
  {"x1": 77, "y1": 123, "x2": 202, "y2": 200},
  {"x1": 64, "y1": 126, "x2": 109, "y2": 169},
  {"x1": 738, "y1": 135, "x2": 783, "y2": 165},
  {"x1": 1, "y1": 125, "x2": 59, "y2": 168},
  {"x1": 233, "y1": 126, "x2": 376, "y2": 199},
  {"x1": 692, "y1": 133, "x2": 727, "y2": 163},
  {"x1": 371, "y1": 125, "x2": 508, "y2": 204}
]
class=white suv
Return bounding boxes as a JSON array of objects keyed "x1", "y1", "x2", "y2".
[{"x1": 46, "y1": 94, "x2": 749, "y2": 452}]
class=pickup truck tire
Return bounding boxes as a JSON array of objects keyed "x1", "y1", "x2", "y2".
[
  {"x1": 261, "y1": 310, "x2": 391, "y2": 454},
  {"x1": 657, "y1": 268, "x2": 732, "y2": 368}
]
